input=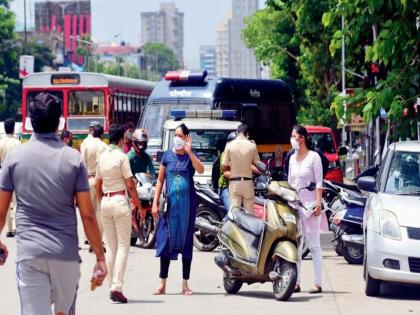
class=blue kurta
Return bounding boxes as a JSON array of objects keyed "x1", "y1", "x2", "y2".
[{"x1": 156, "y1": 150, "x2": 197, "y2": 260}]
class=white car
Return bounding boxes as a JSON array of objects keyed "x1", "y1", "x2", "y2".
[{"x1": 358, "y1": 141, "x2": 420, "y2": 296}]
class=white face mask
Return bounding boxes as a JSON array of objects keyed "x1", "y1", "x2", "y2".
[
  {"x1": 290, "y1": 137, "x2": 300, "y2": 150},
  {"x1": 173, "y1": 136, "x2": 185, "y2": 150}
]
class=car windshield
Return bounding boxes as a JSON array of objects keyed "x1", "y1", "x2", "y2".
[
  {"x1": 385, "y1": 151, "x2": 420, "y2": 195},
  {"x1": 139, "y1": 103, "x2": 212, "y2": 140},
  {"x1": 169, "y1": 130, "x2": 234, "y2": 163},
  {"x1": 311, "y1": 132, "x2": 336, "y2": 154}
]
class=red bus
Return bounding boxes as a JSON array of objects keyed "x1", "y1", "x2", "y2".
[{"x1": 21, "y1": 72, "x2": 156, "y2": 148}]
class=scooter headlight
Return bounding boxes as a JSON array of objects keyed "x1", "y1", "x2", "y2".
[{"x1": 380, "y1": 210, "x2": 401, "y2": 241}]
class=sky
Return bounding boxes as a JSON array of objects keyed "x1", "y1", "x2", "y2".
[{"x1": 11, "y1": 0, "x2": 264, "y2": 69}]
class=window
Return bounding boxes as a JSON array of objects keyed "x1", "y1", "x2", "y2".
[
  {"x1": 311, "y1": 133, "x2": 336, "y2": 154},
  {"x1": 68, "y1": 91, "x2": 104, "y2": 115},
  {"x1": 67, "y1": 117, "x2": 106, "y2": 131},
  {"x1": 385, "y1": 151, "x2": 420, "y2": 195},
  {"x1": 27, "y1": 91, "x2": 64, "y2": 108}
]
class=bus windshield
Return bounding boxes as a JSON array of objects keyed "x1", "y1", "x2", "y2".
[
  {"x1": 140, "y1": 103, "x2": 211, "y2": 139},
  {"x1": 68, "y1": 91, "x2": 104, "y2": 115},
  {"x1": 311, "y1": 133, "x2": 336, "y2": 154},
  {"x1": 27, "y1": 91, "x2": 64, "y2": 108}
]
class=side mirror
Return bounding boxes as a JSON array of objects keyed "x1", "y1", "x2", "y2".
[
  {"x1": 357, "y1": 176, "x2": 377, "y2": 193},
  {"x1": 338, "y1": 146, "x2": 348, "y2": 156},
  {"x1": 256, "y1": 161, "x2": 267, "y2": 173},
  {"x1": 156, "y1": 150, "x2": 164, "y2": 163}
]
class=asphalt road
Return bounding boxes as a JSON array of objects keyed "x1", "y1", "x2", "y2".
[{"x1": 1, "y1": 229, "x2": 420, "y2": 315}]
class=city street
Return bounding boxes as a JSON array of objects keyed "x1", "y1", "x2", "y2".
[{"x1": 1, "y1": 229, "x2": 420, "y2": 315}]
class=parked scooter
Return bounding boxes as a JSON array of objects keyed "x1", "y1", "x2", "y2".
[
  {"x1": 131, "y1": 173, "x2": 157, "y2": 248},
  {"x1": 195, "y1": 162, "x2": 316, "y2": 301}
]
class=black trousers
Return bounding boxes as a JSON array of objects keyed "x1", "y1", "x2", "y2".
[{"x1": 159, "y1": 256, "x2": 192, "y2": 280}]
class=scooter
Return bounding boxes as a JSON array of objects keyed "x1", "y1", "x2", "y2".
[
  {"x1": 196, "y1": 163, "x2": 316, "y2": 301},
  {"x1": 131, "y1": 173, "x2": 157, "y2": 248},
  {"x1": 193, "y1": 176, "x2": 269, "y2": 252}
]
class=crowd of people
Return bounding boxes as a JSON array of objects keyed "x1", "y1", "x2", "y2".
[{"x1": 0, "y1": 92, "x2": 327, "y2": 314}]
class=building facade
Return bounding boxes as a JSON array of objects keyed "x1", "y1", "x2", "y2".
[
  {"x1": 199, "y1": 45, "x2": 217, "y2": 77},
  {"x1": 34, "y1": 0, "x2": 91, "y2": 66},
  {"x1": 141, "y1": 3, "x2": 184, "y2": 67},
  {"x1": 216, "y1": 13, "x2": 231, "y2": 77},
  {"x1": 228, "y1": 0, "x2": 260, "y2": 78}
]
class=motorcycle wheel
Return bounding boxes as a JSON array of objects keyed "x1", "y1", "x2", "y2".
[
  {"x1": 272, "y1": 257, "x2": 297, "y2": 301},
  {"x1": 139, "y1": 213, "x2": 157, "y2": 249},
  {"x1": 193, "y1": 206, "x2": 220, "y2": 252},
  {"x1": 223, "y1": 273, "x2": 243, "y2": 294},
  {"x1": 342, "y1": 244, "x2": 364, "y2": 264},
  {"x1": 130, "y1": 226, "x2": 138, "y2": 246}
]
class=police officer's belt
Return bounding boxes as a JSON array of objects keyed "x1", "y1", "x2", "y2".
[{"x1": 230, "y1": 177, "x2": 252, "y2": 181}]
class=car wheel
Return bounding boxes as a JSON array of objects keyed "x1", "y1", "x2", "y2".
[{"x1": 364, "y1": 246, "x2": 380, "y2": 296}]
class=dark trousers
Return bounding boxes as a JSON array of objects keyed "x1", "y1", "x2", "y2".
[{"x1": 159, "y1": 256, "x2": 192, "y2": 280}]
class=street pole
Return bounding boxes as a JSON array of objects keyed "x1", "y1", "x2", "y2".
[
  {"x1": 341, "y1": 15, "x2": 346, "y2": 147},
  {"x1": 372, "y1": 25, "x2": 381, "y2": 160},
  {"x1": 24, "y1": 0, "x2": 27, "y2": 53}
]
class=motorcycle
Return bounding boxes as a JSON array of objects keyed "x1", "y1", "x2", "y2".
[
  {"x1": 131, "y1": 173, "x2": 157, "y2": 248},
  {"x1": 195, "y1": 162, "x2": 316, "y2": 301}
]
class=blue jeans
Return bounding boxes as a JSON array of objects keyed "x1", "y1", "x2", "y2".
[{"x1": 220, "y1": 187, "x2": 230, "y2": 211}]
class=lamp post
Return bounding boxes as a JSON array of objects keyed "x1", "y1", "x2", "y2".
[
  {"x1": 69, "y1": 35, "x2": 97, "y2": 72},
  {"x1": 23, "y1": 0, "x2": 27, "y2": 53}
]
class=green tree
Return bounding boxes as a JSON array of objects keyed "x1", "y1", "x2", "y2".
[
  {"x1": 325, "y1": 0, "x2": 420, "y2": 140},
  {"x1": 243, "y1": 0, "x2": 342, "y2": 128},
  {"x1": 0, "y1": 0, "x2": 19, "y2": 120},
  {"x1": 141, "y1": 42, "x2": 180, "y2": 80}
]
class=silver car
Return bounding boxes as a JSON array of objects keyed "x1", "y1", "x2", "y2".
[{"x1": 358, "y1": 141, "x2": 420, "y2": 296}]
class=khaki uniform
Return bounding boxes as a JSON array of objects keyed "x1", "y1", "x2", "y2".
[
  {"x1": 96, "y1": 145, "x2": 133, "y2": 292},
  {"x1": 0, "y1": 135, "x2": 21, "y2": 232},
  {"x1": 81, "y1": 137, "x2": 108, "y2": 237},
  {"x1": 222, "y1": 134, "x2": 259, "y2": 214}
]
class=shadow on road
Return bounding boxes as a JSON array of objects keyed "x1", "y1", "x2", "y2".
[{"x1": 125, "y1": 300, "x2": 164, "y2": 304}]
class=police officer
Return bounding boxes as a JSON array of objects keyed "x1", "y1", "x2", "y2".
[
  {"x1": 81, "y1": 124, "x2": 108, "y2": 251},
  {"x1": 80, "y1": 120, "x2": 99, "y2": 153},
  {"x1": 127, "y1": 129, "x2": 156, "y2": 179},
  {"x1": 0, "y1": 118, "x2": 21, "y2": 237},
  {"x1": 222, "y1": 124, "x2": 260, "y2": 214},
  {"x1": 95, "y1": 124, "x2": 141, "y2": 303}
]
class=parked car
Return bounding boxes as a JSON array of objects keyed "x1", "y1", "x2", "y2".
[
  {"x1": 305, "y1": 126, "x2": 343, "y2": 183},
  {"x1": 358, "y1": 141, "x2": 420, "y2": 296}
]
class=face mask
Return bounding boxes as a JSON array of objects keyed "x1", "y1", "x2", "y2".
[
  {"x1": 125, "y1": 130, "x2": 133, "y2": 139},
  {"x1": 290, "y1": 137, "x2": 300, "y2": 150},
  {"x1": 174, "y1": 136, "x2": 185, "y2": 150}
]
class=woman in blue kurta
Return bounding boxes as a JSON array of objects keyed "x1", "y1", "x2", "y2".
[{"x1": 152, "y1": 123, "x2": 204, "y2": 296}]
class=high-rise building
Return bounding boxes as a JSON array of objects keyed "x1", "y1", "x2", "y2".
[
  {"x1": 34, "y1": 0, "x2": 91, "y2": 66},
  {"x1": 199, "y1": 45, "x2": 217, "y2": 76},
  {"x1": 141, "y1": 3, "x2": 184, "y2": 67},
  {"x1": 228, "y1": 0, "x2": 260, "y2": 78},
  {"x1": 216, "y1": 13, "x2": 231, "y2": 77}
]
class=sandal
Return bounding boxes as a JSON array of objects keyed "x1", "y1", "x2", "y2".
[
  {"x1": 182, "y1": 288, "x2": 193, "y2": 296},
  {"x1": 309, "y1": 286, "x2": 322, "y2": 294},
  {"x1": 293, "y1": 285, "x2": 301, "y2": 293},
  {"x1": 153, "y1": 287, "x2": 166, "y2": 295}
]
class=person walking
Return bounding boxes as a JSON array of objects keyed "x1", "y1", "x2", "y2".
[
  {"x1": 222, "y1": 124, "x2": 260, "y2": 214},
  {"x1": 81, "y1": 124, "x2": 108, "y2": 252},
  {"x1": 0, "y1": 92, "x2": 107, "y2": 315},
  {"x1": 287, "y1": 125, "x2": 324, "y2": 294},
  {"x1": 60, "y1": 129, "x2": 73, "y2": 146},
  {"x1": 95, "y1": 124, "x2": 141, "y2": 303},
  {"x1": 127, "y1": 128, "x2": 156, "y2": 179},
  {"x1": 152, "y1": 123, "x2": 204, "y2": 296},
  {"x1": 0, "y1": 118, "x2": 21, "y2": 238}
]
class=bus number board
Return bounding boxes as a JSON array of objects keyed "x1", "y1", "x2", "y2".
[{"x1": 51, "y1": 74, "x2": 81, "y2": 85}]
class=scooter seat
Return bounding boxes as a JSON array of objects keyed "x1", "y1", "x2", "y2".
[
  {"x1": 255, "y1": 197, "x2": 265, "y2": 206},
  {"x1": 232, "y1": 210, "x2": 264, "y2": 236}
]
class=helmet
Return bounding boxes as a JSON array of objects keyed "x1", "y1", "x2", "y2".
[
  {"x1": 132, "y1": 129, "x2": 149, "y2": 152},
  {"x1": 227, "y1": 131, "x2": 237, "y2": 143}
]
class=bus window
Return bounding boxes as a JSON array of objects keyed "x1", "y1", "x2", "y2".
[
  {"x1": 68, "y1": 91, "x2": 104, "y2": 115},
  {"x1": 27, "y1": 91, "x2": 64, "y2": 108}
]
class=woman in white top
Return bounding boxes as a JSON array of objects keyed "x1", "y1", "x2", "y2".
[{"x1": 288, "y1": 125, "x2": 324, "y2": 294}]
